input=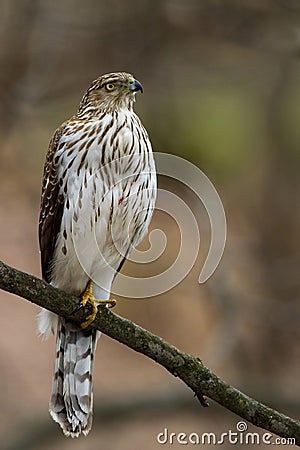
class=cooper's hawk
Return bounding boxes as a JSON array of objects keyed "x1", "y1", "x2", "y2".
[{"x1": 38, "y1": 72, "x2": 156, "y2": 437}]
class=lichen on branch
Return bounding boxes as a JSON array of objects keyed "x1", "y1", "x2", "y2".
[{"x1": 0, "y1": 259, "x2": 299, "y2": 445}]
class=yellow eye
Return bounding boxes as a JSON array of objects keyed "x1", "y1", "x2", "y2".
[{"x1": 105, "y1": 83, "x2": 116, "y2": 92}]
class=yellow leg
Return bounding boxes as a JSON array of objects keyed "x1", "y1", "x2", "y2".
[{"x1": 80, "y1": 280, "x2": 116, "y2": 329}]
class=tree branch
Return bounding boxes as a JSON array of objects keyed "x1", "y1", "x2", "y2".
[{"x1": 0, "y1": 259, "x2": 299, "y2": 445}]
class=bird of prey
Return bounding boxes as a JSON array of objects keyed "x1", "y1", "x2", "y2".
[{"x1": 38, "y1": 72, "x2": 156, "y2": 437}]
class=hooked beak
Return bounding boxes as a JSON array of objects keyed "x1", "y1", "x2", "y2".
[{"x1": 129, "y1": 79, "x2": 143, "y2": 93}]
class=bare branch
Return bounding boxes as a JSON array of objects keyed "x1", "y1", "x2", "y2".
[{"x1": 0, "y1": 259, "x2": 299, "y2": 445}]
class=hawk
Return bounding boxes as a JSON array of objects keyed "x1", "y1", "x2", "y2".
[{"x1": 38, "y1": 72, "x2": 156, "y2": 437}]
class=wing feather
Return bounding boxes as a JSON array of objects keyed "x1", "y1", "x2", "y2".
[{"x1": 39, "y1": 123, "x2": 67, "y2": 282}]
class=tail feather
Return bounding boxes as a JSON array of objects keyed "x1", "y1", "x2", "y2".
[{"x1": 49, "y1": 318, "x2": 99, "y2": 437}]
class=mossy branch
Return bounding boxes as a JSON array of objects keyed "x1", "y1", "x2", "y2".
[{"x1": 0, "y1": 259, "x2": 299, "y2": 445}]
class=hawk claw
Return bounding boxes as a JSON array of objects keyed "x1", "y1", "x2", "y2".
[
  {"x1": 79, "y1": 281, "x2": 116, "y2": 329},
  {"x1": 72, "y1": 302, "x2": 84, "y2": 315}
]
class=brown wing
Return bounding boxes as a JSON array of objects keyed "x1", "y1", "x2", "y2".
[{"x1": 39, "y1": 123, "x2": 67, "y2": 282}]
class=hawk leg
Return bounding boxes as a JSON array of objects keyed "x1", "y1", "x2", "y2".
[{"x1": 80, "y1": 280, "x2": 116, "y2": 329}]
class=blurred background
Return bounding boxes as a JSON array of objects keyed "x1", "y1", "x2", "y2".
[{"x1": 0, "y1": 0, "x2": 300, "y2": 449}]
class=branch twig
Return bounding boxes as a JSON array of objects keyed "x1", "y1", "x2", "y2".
[{"x1": 0, "y1": 259, "x2": 299, "y2": 445}]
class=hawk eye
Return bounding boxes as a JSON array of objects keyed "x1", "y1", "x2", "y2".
[{"x1": 105, "y1": 83, "x2": 116, "y2": 92}]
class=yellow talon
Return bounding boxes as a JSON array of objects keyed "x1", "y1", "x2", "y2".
[{"x1": 80, "y1": 281, "x2": 116, "y2": 329}]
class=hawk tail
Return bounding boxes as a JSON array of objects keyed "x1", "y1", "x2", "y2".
[{"x1": 49, "y1": 318, "x2": 99, "y2": 437}]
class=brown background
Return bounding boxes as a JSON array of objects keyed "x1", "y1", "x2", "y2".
[{"x1": 1, "y1": 1, "x2": 300, "y2": 449}]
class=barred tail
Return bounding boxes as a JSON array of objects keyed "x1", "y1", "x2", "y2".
[{"x1": 49, "y1": 318, "x2": 99, "y2": 437}]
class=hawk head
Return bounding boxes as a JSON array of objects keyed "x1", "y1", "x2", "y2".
[{"x1": 78, "y1": 72, "x2": 143, "y2": 116}]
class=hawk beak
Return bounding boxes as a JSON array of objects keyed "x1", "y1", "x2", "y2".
[{"x1": 129, "y1": 79, "x2": 143, "y2": 93}]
